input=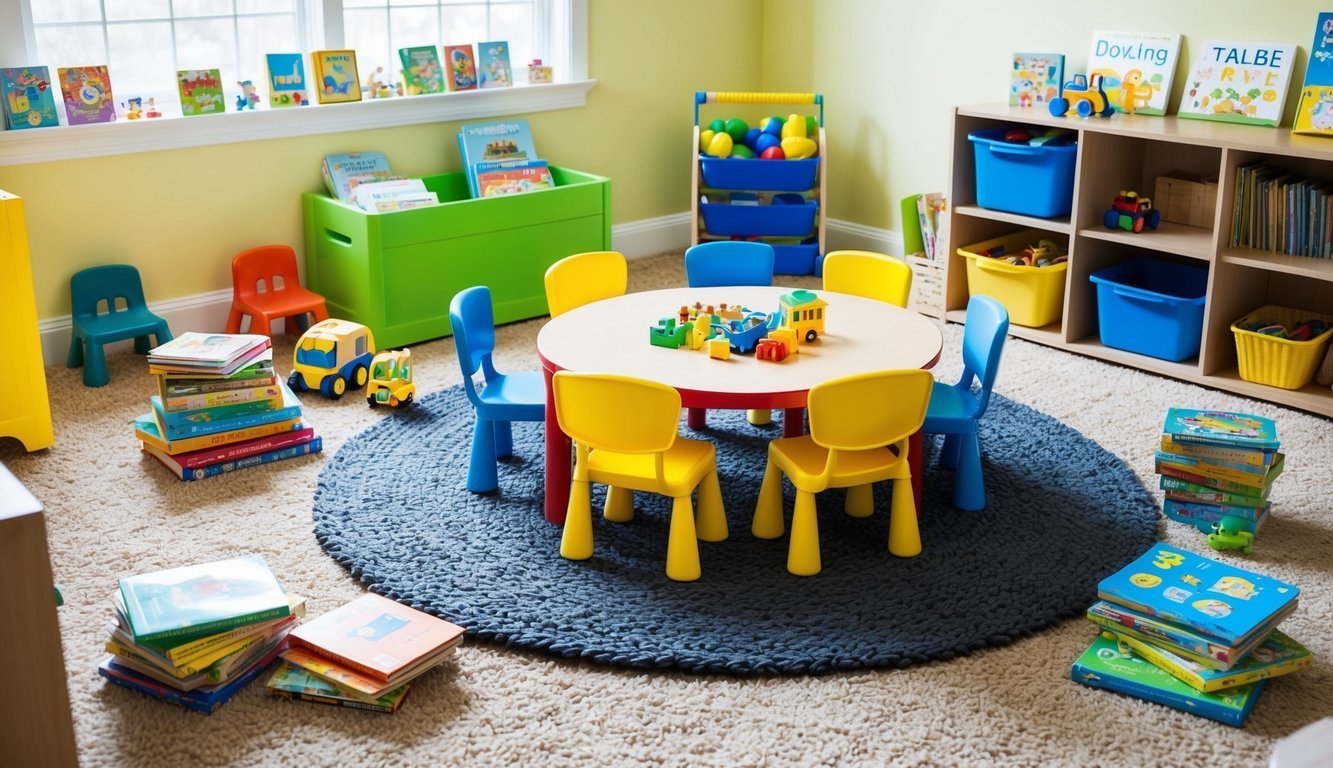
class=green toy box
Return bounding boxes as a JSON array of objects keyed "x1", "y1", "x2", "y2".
[{"x1": 303, "y1": 166, "x2": 611, "y2": 349}]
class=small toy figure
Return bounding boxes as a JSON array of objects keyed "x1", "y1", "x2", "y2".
[
  {"x1": 235, "y1": 80, "x2": 260, "y2": 110},
  {"x1": 364, "y1": 66, "x2": 386, "y2": 99},
  {"x1": 123, "y1": 97, "x2": 144, "y2": 120},
  {"x1": 144, "y1": 97, "x2": 162, "y2": 118},
  {"x1": 1104, "y1": 190, "x2": 1161, "y2": 233},
  {"x1": 1049, "y1": 73, "x2": 1115, "y2": 118},
  {"x1": 366, "y1": 348, "x2": 415, "y2": 408},
  {"x1": 1207, "y1": 516, "x2": 1255, "y2": 554}
]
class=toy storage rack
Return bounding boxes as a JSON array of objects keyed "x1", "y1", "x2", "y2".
[{"x1": 690, "y1": 91, "x2": 826, "y2": 275}]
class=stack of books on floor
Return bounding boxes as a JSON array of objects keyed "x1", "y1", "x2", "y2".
[
  {"x1": 1072, "y1": 543, "x2": 1311, "y2": 727},
  {"x1": 267, "y1": 593, "x2": 465, "y2": 714},
  {"x1": 97, "y1": 555, "x2": 303, "y2": 715},
  {"x1": 1154, "y1": 407, "x2": 1282, "y2": 541},
  {"x1": 135, "y1": 332, "x2": 321, "y2": 480}
]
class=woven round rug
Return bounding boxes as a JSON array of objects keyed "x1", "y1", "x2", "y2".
[{"x1": 313, "y1": 386, "x2": 1158, "y2": 676}]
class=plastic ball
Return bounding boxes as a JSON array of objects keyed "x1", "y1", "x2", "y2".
[
  {"x1": 781, "y1": 113, "x2": 807, "y2": 139},
  {"x1": 760, "y1": 116, "x2": 785, "y2": 136},
  {"x1": 730, "y1": 144, "x2": 755, "y2": 159},
  {"x1": 754, "y1": 132, "x2": 781, "y2": 153},
  {"x1": 699, "y1": 129, "x2": 716, "y2": 153},
  {"x1": 724, "y1": 117, "x2": 749, "y2": 143},
  {"x1": 1004, "y1": 128, "x2": 1032, "y2": 143},
  {"x1": 705, "y1": 131, "x2": 734, "y2": 158},
  {"x1": 742, "y1": 127, "x2": 762, "y2": 148},
  {"x1": 759, "y1": 146, "x2": 786, "y2": 160},
  {"x1": 780, "y1": 136, "x2": 817, "y2": 159},
  {"x1": 804, "y1": 115, "x2": 818, "y2": 135},
  {"x1": 708, "y1": 118, "x2": 726, "y2": 134}
]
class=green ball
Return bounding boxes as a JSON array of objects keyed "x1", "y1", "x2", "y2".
[
  {"x1": 708, "y1": 118, "x2": 726, "y2": 134},
  {"x1": 804, "y1": 115, "x2": 819, "y2": 135},
  {"x1": 730, "y1": 144, "x2": 755, "y2": 159},
  {"x1": 724, "y1": 117, "x2": 750, "y2": 144}
]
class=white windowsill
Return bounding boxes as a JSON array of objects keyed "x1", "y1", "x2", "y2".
[{"x1": 0, "y1": 79, "x2": 596, "y2": 168}]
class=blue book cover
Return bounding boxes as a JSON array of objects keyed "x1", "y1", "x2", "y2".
[
  {"x1": 265, "y1": 52, "x2": 309, "y2": 108},
  {"x1": 152, "y1": 381, "x2": 300, "y2": 439},
  {"x1": 1, "y1": 66, "x2": 60, "y2": 130},
  {"x1": 1097, "y1": 543, "x2": 1299, "y2": 646},
  {"x1": 1071, "y1": 633, "x2": 1265, "y2": 727},
  {"x1": 1086, "y1": 599, "x2": 1295, "y2": 669},
  {"x1": 476, "y1": 41, "x2": 513, "y2": 89},
  {"x1": 1293, "y1": 12, "x2": 1333, "y2": 136},
  {"x1": 97, "y1": 641, "x2": 284, "y2": 715},
  {"x1": 457, "y1": 119, "x2": 537, "y2": 197},
  {"x1": 1162, "y1": 499, "x2": 1270, "y2": 535},
  {"x1": 167, "y1": 437, "x2": 323, "y2": 482},
  {"x1": 1162, "y1": 408, "x2": 1280, "y2": 451}
]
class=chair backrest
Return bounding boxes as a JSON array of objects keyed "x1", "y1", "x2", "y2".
[
  {"x1": 684, "y1": 241, "x2": 775, "y2": 287},
  {"x1": 544, "y1": 250, "x2": 628, "y2": 317},
  {"x1": 807, "y1": 369, "x2": 934, "y2": 451},
  {"x1": 821, "y1": 250, "x2": 913, "y2": 308},
  {"x1": 69, "y1": 264, "x2": 148, "y2": 319},
  {"x1": 553, "y1": 372, "x2": 681, "y2": 455},
  {"x1": 956, "y1": 295, "x2": 1010, "y2": 416},
  {"x1": 232, "y1": 244, "x2": 302, "y2": 298},
  {"x1": 449, "y1": 286, "x2": 499, "y2": 401}
]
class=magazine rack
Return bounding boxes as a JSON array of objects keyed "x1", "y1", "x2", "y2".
[{"x1": 690, "y1": 91, "x2": 826, "y2": 276}]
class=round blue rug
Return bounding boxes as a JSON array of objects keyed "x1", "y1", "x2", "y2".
[{"x1": 313, "y1": 386, "x2": 1158, "y2": 676}]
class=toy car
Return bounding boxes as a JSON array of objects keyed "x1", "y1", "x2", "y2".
[
  {"x1": 1207, "y1": 516, "x2": 1254, "y2": 554},
  {"x1": 1049, "y1": 73, "x2": 1115, "y2": 119},
  {"x1": 1103, "y1": 190, "x2": 1161, "y2": 233},
  {"x1": 289, "y1": 318, "x2": 375, "y2": 399},
  {"x1": 366, "y1": 348, "x2": 415, "y2": 408}
]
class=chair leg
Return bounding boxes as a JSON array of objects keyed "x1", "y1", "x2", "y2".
[
  {"x1": 665, "y1": 495, "x2": 701, "y2": 582},
  {"x1": 695, "y1": 470, "x2": 728, "y2": 542},
  {"x1": 889, "y1": 477, "x2": 922, "y2": 557},
  {"x1": 560, "y1": 480, "x2": 594, "y2": 561},
  {"x1": 82, "y1": 342, "x2": 110, "y2": 388},
  {"x1": 494, "y1": 421, "x2": 514, "y2": 459},
  {"x1": 746, "y1": 409, "x2": 771, "y2": 426},
  {"x1": 466, "y1": 417, "x2": 499, "y2": 493},
  {"x1": 225, "y1": 307, "x2": 244, "y2": 334},
  {"x1": 751, "y1": 461, "x2": 785, "y2": 539},
  {"x1": 787, "y1": 490, "x2": 822, "y2": 576},
  {"x1": 251, "y1": 315, "x2": 272, "y2": 338},
  {"x1": 604, "y1": 486, "x2": 634, "y2": 522},
  {"x1": 845, "y1": 484, "x2": 874, "y2": 517},
  {"x1": 133, "y1": 335, "x2": 153, "y2": 354},
  {"x1": 952, "y1": 434, "x2": 986, "y2": 512},
  {"x1": 153, "y1": 322, "x2": 172, "y2": 345},
  {"x1": 939, "y1": 433, "x2": 962, "y2": 469},
  {"x1": 66, "y1": 334, "x2": 84, "y2": 369}
]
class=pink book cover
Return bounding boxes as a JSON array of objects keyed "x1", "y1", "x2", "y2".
[{"x1": 57, "y1": 65, "x2": 117, "y2": 124}]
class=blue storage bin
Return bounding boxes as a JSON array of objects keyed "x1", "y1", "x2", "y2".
[
  {"x1": 699, "y1": 156, "x2": 820, "y2": 191},
  {"x1": 771, "y1": 241, "x2": 819, "y2": 275},
  {"x1": 700, "y1": 198, "x2": 818, "y2": 237},
  {"x1": 1089, "y1": 259, "x2": 1208, "y2": 361},
  {"x1": 968, "y1": 127, "x2": 1077, "y2": 218}
]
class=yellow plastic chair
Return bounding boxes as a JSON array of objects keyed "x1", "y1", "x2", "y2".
[
  {"x1": 822, "y1": 250, "x2": 913, "y2": 308},
  {"x1": 553, "y1": 372, "x2": 727, "y2": 582},
  {"x1": 751, "y1": 369, "x2": 933, "y2": 576},
  {"x1": 544, "y1": 251, "x2": 628, "y2": 318}
]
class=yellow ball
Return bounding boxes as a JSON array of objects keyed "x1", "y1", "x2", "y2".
[
  {"x1": 699, "y1": 129, "x2": 715, "y2": 152},
  {"x1": 780, "y1": 136, "x2": 817, "y2": 159},
  {"x1": 706, "y1": 131, "x2": 734, "y2": 158},
  {"x1": 781, "y1": 112, "x2": 807, "y2": 139}
]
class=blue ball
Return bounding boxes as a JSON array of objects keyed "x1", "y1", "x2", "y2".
[
  {"x1": 760, "y1": 116, "x2": 785, "y2": 136},
  {"x1": 742, "y1": 127, "x2": 762, "y2": 149},
  {"x1": 754, "y1": 132, "x2": 781, "y2": 153}
]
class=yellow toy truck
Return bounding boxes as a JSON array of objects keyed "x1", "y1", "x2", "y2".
[
  {"x1": 778, "y1": 289, "x2": 827, "y2": 343},
  {"x1": 366, "y1": 348, "x2": 416, "y2": 408},
  {"x1": 289, "y1": 319, "x2": 375, "y2": 399}
]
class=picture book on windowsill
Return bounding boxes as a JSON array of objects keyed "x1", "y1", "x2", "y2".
[
  {"x1": 311, "y1": 49, "x2": 362, "y2": 104},
  {"x1": 398, "y1": 46, "x2": 445, "y2": 96},
  {"x1": 1087, "y1": 30, "x2": 1181, "y2": 116},
  {"x1": 1177, "y1": 41, "x2": 1298, "y2": 127},
  {"x1": 1009, "y1": 53, "x2": 1064, "y2": 108},
  {"x1": 1, "y1": 66, "x2": 59, "y2": 130},
  {"x1": 57, "y1": 65, "x2": 117, "y2": 124},
  {"x1": 443, "y1": 45, "x2": 478, "y2": 92},
  {"x1": 266, "y1": 53, "x2": 309, "y2": 108},
  {"x1": 476, "y1": 41, "x2": 513, "y2": 89},
  {"x1": 1292, "y1": 11, "x2": 1333, "y2": 137},
  {"x1": 177, "y1": 69, "x2": 225, "y2": 116}
]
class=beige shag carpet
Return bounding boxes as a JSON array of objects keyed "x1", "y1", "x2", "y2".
[{"x1": 5, "y1": 253, "x2": 1331, "y2": 767}]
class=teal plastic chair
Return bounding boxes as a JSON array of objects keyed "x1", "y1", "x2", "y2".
[
  {"x1": 449, "y1": 286, "x2": 545, "y2": 494},
  {"x1": 922, "y1": 295, "x2": 1009, "y2": 511},
  {"x1": 67, "y1": 264, "x2": 173, "y2": 387},
  {"x1": 684, "y1": 241, "x2": 775, "y2": 288}
]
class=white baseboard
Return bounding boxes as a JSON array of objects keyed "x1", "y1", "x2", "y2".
[{"x1": 37, "y1": 214, "x2": 903, "y2": 366}]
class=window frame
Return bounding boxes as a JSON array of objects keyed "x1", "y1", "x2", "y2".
[{"x1": 0, "y1": 0, "x2": 589, "y2": 168}]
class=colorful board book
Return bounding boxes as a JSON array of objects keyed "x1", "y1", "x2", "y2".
[
  {"x1": 145, "y1": 437, "x2": 322, "y2": 482},
  {"x1": 1161, "y1": 408, "x2": 1280, "y2": 451},
  {"x1": 1, "y1": 66, "x2": 59, "y2": 130},
  {"x1": 1162, "y1": 499, "x2": 1269, "y2": 536},
  {"x1": 56, "y1": 65, "x2": 117, "y2": 124},
  {"x1": 1097, "y1": 543, "x2": 1299, "y2": 647},
  {"x1": 444, "y1": 45, "x2": 478, "y2": 92},
  {"x1": 457, "y1": 119, "x2": 538, "y2": 197},
  {"x1": 323, "y1": 151, "x2": 394, "y2": 202},
  {"x1": 1109, "y1": 627, "x2": 1311, "y2": 693},
  {"x1": 118, "y1": 555, "x2": 290, "y2": 647},
  {"x1": 1177, "y1": 41, "x2": 1298, "y2": 127},
  {"x1": 151, "y1": 380, "x2": 299, "y2": 440},
  {"x1": 1070, "y1": 633, "x2": 1264, "y2": 726},
  {"x1": 176, "y1": 69, "x2": 225, "y2": 116},
  {"x1": 1293, "y1": 12, "x2": 1333, "y2": 136},
  {"x1": 476, "y1": 41, "x2": 513, "y2": 88},
  {"x1": 1009, "y1": 53, "x2": 1064, "y2": 108},
  {"x1": 98, "y1": 641, "x2": 284, "y2": 715},
  {"x1": 266, "y1": 53, "x2": 309, "y2": 108},
  {"x1": 398, "y1": 46, "x2": 445, "y2": 95},
  {"x1": 311, "y1": 49, "x2": 362, "y2": 104},
  {"x1": 1087, "y1": 31, "x2": 1181, "y2": 116},
  {"x1": 475, "y1": 159, "x2": 554, "y2": 197},
  {"x1": 266, "y1": 663, "x2": 410, "y2": 713}
]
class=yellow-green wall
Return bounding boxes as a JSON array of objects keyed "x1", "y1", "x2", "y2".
[{"x1": 1, "y1": 0, "x2": 1327, "y2": 320}]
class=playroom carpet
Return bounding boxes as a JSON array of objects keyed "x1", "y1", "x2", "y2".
[{"x1": 9, "y1": 253, "x2": 1333, "y2": 767}]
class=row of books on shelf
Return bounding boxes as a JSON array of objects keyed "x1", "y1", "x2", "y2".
[
  {"x1": 135, "y1": 333, "x2": 322, "y2": 481},
  {"x1": 1229, "y1": 161, "x2": 1333, "y2": 259},
  {"x1": 1070, "y1": 543, "x2": 1310, "y2": 727},
  {"x1": 98, "y1": 556, "x2": 466, "y2": 715},
  {"x1": 0, "y1": 41, "x2": 524, "y2": 130}
]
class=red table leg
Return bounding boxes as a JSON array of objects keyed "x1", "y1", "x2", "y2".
[
  {"x1": 543, "y1": 365, "x2": 571, "y2": 524},
  {"x1": 687, "y1": 407, "x2": 707, "y2": 430},
  {"x1": 782, "y1": 408, "x2": 804, "y2": 438},
  {"x1": 910, "y1": 430, "x2": 923, "y2": 515}
]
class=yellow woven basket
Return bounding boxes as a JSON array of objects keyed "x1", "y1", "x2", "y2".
[{"x1": 1231, "y1": 305, "x2": 1333, "y2": 390}]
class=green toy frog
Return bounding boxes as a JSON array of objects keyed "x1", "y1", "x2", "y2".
[{"x1": 1207, "y1": 515, "x2": 1254, "y2": 554}]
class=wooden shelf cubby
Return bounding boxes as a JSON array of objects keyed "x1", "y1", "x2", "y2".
[{"x1": 944, "y1": 103, "x2": 1333, "y2": 419}]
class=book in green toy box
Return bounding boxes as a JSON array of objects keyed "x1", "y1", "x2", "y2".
[
  {"x1": 118, "y1": 555, "x2": 291, "y2": 648},
  {"x1": 1071, "y1": 633, "x2": 1264, "y2": 726}
]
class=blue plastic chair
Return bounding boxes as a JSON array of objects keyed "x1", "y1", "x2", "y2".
[
  {"x1": 684, "y1": 241, "x2": 775, "y2": 288},
  {"x1": 66, "y1": 264, "x2": 173, "y2": 387},
  {"x1": 922, "y1": 295, "x2": 1009, "y2": 511},
  {"x1": 449, "y1": 286, "x2": 546, "y2": 494}
]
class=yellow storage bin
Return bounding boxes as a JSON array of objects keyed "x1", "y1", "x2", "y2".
[
  {"x1": 1232, "y1": 305, "x2": 1333, "y2": 390},
  {"x1": 958, "y1": 230, "x2": 1068, "y2": 327}
]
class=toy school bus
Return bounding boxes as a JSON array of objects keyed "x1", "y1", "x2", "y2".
[
  {"x1": 289, "y1": 319, "x2": 375, "y2": 398},
  {"x1": 778, "y1": 289, "x2": 827, "y2": 342},
  {"x1": 367, "y1": 348, "x2": 416, "y2": 408}
]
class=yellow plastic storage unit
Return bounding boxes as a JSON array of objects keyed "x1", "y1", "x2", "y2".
[
  {"x1": 303, "y1": 166, "x2": 611, "y2": 349},
  {"x1": 958, "y1": 229, "x2": 1069, "y2": 328}
]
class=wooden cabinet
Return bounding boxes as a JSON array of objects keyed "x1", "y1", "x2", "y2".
[
  {"x1": 0, "y1": 190, "x2": 54, "y2": 451},
  {"x1": 944, "y1": 104, "x2": 1333, "y2": 418}
]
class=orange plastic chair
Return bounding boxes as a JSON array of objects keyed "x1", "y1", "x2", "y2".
[
  {"x1": 224, "y1": 245, "x2": 329, "y2": 337},
  {"x1": 544, "y1": 251, "x2": 628, "y2": 317},
  {"x1": 751, "y1": 369, "x2": 933, "y2": 576}
]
